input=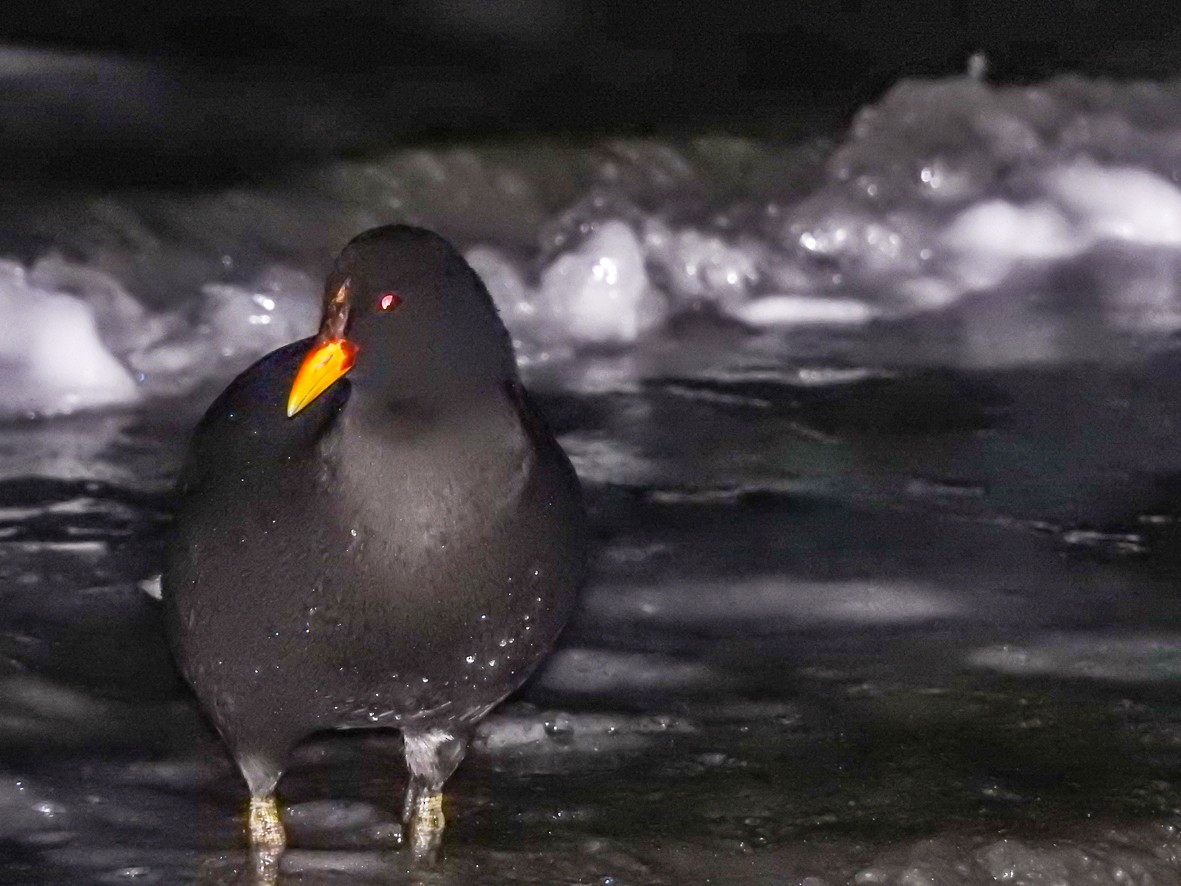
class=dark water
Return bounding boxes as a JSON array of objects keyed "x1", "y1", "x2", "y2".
[{"x1": 2, "y1": 332, "x2": 1181, "y2": 884}]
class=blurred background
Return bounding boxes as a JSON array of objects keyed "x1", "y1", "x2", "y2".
[
  {"x1": 1, "y1": 0, "x2": 1179, "y2": 183},
  {"x1": 4, "y1": 3, "x2": 1181, "y2": 884}
]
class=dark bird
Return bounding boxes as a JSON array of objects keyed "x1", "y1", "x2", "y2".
[{"x1": 162, "y1": 225, "x2": 587, "y2": 864}]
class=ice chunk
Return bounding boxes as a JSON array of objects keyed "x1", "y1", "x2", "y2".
[
  {"x1": 943, "y1": 200, "x2": 1086, "y2": 290},
  {"x1": 0, "y1": 260, "x2": 139, "y2": 416},
  {"x1": 1045, "y1": 161, "x2": 1181, "y2": 246},
  {"x1": 785, "y1": 200, "x2": 925, "y2": 278},
  {"x1": 972, "y1": 835, "x2": 1181, "y2": 886},
  {"x1": 538, "y1": 220, "x2": 667, "y2": 345},
  {"x1": 22, "y1": 73, "x2": 1181, "y2": 391},
  {"x1": 468, "y1": 220, "x2": 675, "y2": 352},
  {"x1": 944, "y1": 200, "x2": 1082, "y2": 261},
  {"x1": 827, "y1": 76, "x2": 1043, "y2": 206},
  {"x1": 127, "y1": 265, "x2": 319, "y2": 394},
  {"x1": 0, "y1": 252, "x2": 322, "y2": 408},
  {"x1": 197, "y1": 265, "x2": 320, "y2": 361},
  {"x1": 27, "y1": 255, "x2": 171, "y2": 359},
  {"x1": 732, "y1": 294, "x2": 875, "y2": 327},
  {"x1": 642, "y1": 219, "x2": 759, "y2": 310},
  {"x1": 465, "y1": 245, "x2": 582, "y2": 366}
]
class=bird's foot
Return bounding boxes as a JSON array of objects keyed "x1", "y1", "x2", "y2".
[
  {"x1": 247, "y1": 795, "x2": 287, "y2": 850},
  {"x1": 408, "y1": 790, "x2": 445, "y2": 864}
]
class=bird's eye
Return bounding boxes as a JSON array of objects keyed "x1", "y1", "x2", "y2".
[{"x1": 379, "y1": 293, "x2": 401, "y2": 312}]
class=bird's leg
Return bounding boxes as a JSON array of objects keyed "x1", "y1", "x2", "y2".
[
  {"x1": 238, "y1": 753, "x2": 287, "y2": 850},
  {"x1": 236, "y1": 752, "x2": 287, "y2": 883},
  {"x1": 247, "y1": 795, "x2": 286, "y2": 849},
  {"x1": 244, "y1": 794, "x2": 285, "y2": 885},
  {"x1": 401, "y1": 728, "x2": 469, "y2": 863}
]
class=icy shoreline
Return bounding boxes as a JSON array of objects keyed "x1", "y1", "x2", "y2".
[{"x1": 12, "y1": 72, "x2": 1181, "y2": 414}]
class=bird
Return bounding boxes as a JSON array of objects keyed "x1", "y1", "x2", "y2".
[{"x1": 161, "y1": 225, "x2": 588, "y2": 865}]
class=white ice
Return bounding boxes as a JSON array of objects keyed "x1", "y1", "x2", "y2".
[
  {"x1": 193, "y1": 265, "x2": 320, "y2": 362},
  {"x1": 942, "y1": 199, "x2": 1084, "y2": 289},
  {"x1": 0, "y1": 252, "x2": 329, "y2": 416},
  {"x1": 0, "y1": 260, "x2": 139, "y2": 417},
  {"x1": 642, "y1": 219, "x2": 758, "y2": 312},
  {"x1": 732, "y1": 294, "x2": 876, "y2": 327},
  {"x1": 538, "y1": 220, "x2": 667, "y2": 345},
  {"x1": 17, "y1": 72, "x2": 1181, "y2": 410}
]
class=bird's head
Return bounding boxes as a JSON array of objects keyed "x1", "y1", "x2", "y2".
[{"x1": 287, "y1": 225, "x2": 517, "y2": 418}]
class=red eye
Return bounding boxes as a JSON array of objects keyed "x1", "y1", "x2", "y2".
[{"x1": 379, "y1": 293, "x2": 401, "y2": 311}]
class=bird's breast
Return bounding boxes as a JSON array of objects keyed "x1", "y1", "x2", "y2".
[
  {"x1": 329, "y1": 399, "x2": 534, "y2": 576},
  {"x1": 164, "y1": 383, "x2": 585, "y2": 736}
]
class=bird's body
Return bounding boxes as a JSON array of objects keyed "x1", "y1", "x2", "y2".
[{"x1": 161, "y1": 226, "x2": 587, "y2": 863}]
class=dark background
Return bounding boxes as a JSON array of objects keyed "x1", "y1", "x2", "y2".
[{"x1": 2, "y1": 0, "x2": 1181, "y2": 183}]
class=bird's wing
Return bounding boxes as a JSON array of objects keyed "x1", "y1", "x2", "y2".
[
  {"x1": 178, "y1": 338, "x2": 351, "y2": 494},
  {"x1": 502, "y1": 380, "x2": 582, "y2": 491}
]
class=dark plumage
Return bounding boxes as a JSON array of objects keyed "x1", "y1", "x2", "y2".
[{"x1": 162, "y1": 225, "x2": 587, "y2": 862}]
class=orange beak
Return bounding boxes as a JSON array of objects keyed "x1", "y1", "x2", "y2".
[{"x1": 286, "y1": 338, "x2": 358, "y2": 418}]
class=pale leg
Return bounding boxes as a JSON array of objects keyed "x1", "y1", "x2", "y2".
[
  {"x1": 401, "y1": 728, "x2": 469, "y2": 863},
  {"x1": 238, "y1": 754, "x2": 287, "y2": 882},
  {"x1": 247, "y1": 794, "x2": 286, "y2": 849}
]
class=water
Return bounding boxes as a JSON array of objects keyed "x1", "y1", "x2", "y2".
[{"x1": 3, "y1": 66, "x2": 1181, "y2": 883}]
